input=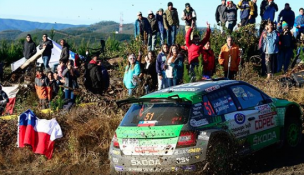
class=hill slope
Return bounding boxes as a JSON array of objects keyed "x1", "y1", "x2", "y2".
[{"x1": 0, "y1": 18, "x2": 88, "y2": 32}]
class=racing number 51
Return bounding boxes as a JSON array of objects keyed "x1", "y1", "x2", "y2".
[
  {"x1": 204, "y1": 101, "x2": 215, "y2": 116},
  {"x1": 144, "y1": 113, "x2": 154, "y2": 121}
]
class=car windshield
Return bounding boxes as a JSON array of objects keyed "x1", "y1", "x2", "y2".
[{"x1": 120, "y1": 103, "x2": 191, "y2": 126}]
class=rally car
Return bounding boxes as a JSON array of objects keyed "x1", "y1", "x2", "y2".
[{"x1": 109, "y1": 80, "x2": 303, "y2": 174}]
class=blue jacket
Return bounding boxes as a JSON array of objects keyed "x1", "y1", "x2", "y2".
[
  {"x1": 170, "y1": 54, "x2": 184, "y2": 80},
  {"x1": 277, "y1": 8, "x2": 295, "y2": 28},
  {"x1": 156, "y1": 14, "x2": 164, "y2": 34},
  {"x1": 263, "y1": 31, "x2": 279, "y2": 54},
  {"x1": 123, "y1": 61, "x2": 140, "y2": 89},
  {"x1": 156, "y1": 52, "x2": 167, "y2": 75},
  {"x1": 134, "y1": 17, "x2": 151, "y2": 38},
  {"x1": 294, "y1": 15, "x2": 304, "y2": 29},
  {"x1": 262, "y1": 3, "x2": 277, "y2": 21}
]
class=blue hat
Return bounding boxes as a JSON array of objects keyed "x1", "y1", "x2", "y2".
[{"x1": 282, "y1": 21, "x2": 288, "y2": 29}]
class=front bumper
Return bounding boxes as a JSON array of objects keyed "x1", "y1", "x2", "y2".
[{"x1": 109, "y1": 146, "x2": 208, "y2": 173}]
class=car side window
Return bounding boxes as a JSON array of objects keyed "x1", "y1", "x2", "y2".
[
  {"x1": 207, "y1": 89, "x2": 237, "y2": 115},
  {"x1": 230, "y1": 85, "x2": 264, "y2": 109}
]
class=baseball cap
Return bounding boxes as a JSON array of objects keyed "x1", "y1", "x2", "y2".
[
  {"x1": 148, "y1": 10, "x2": 153, "y2": 15},
  {"x1": 168, "y1": 2, "x2": 173, "y2": 6},
  {"x1": 137, "y1": 11, "x2": 142, "y2": 16}
]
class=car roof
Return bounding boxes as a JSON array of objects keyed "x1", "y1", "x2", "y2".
[{"x1": 142, "y1": 80, "x2": 241, "y2": 103}]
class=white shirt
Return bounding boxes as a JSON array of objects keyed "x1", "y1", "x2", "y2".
[{"x1": 165, "y1": 56, "x2": 174, "y2": 78}]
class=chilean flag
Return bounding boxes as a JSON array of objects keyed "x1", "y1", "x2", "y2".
[
  {"x1": 18, "y1": 110, "x2": 63, "y2": 159},
  {"x1": 2, "y1": 85, "x2": 19, "y2": 115}
]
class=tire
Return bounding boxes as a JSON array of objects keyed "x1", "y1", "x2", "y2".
[
  {"x1": 284, "y1": 117, "x2": 302, "y2": 149},
  {"x1": 206, "y1": 134, "x2": 235, "y2": 175}
]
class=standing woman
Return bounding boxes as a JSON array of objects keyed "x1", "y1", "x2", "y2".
[
  {"x1": 142, "y1": 51, "x2": 157, "y2": 94},
  {"x1": 156, "y1": 44, "x2": 169, "y2": 90},
  {"x1": 62, "y1": 60, "x2": 79, "y2": 103},
  {"x1": 123, "y1": 54, "x2": 141, "y2": 96},
  {"x1": 263, "y1": 21, "x2": 279, "y2": 79},
  {"x1": 23, "y1": 34, "x2": 37, "y2": 73},
  {"x1": 165, "y1": 45, "x2": 184, "y2": 87},
  {"x1": 202, "y1": 41, "x2": 216, "y2": 78}
]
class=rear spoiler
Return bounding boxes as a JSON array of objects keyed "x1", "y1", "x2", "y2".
[{"x1": 116, "y1": 95, "x2": 191, "y2": 107}]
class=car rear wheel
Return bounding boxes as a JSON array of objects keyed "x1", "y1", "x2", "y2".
[
  {"x1": 284, "y1": 117, "x2": 302, "y2": 149},
  {"x1": 206, "y1": 134, "x2": 235, "y2": 174}
]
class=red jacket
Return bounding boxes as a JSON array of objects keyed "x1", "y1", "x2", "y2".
[
  {"x1": 202, "y1": 48, "x2": 215, "y2": 72},
  {"x1": 186, "y1": 27, "x2": 211, "y2": 64}
]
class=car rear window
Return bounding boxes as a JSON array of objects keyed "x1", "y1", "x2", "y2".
[{"x1": 120, "y1": 103, "x2": 191, "y2": 126}]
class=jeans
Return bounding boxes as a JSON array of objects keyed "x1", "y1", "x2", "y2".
[
  {"x1": 277, "y1": 48, "x2": 293, "y2": 73},
  {"x1": 294, "y1": 28, "x2": 304, "y2": 39},
  {"x1": 42, "y1": 56, "x2": 51, "y2": 69},
  {"x1": 148, "y1": 34, "x2": 157, "y2": 51},
  {"x1": 167, "y1": 78, "x2": 179, "y2": 87},
  {"x1": 159, "y1": 30, "x2": 166, "y2": 46},
  {"x1": 241, "y1": 18, "x2": 249, "y2": 26},
  {"x1": 248, "y1": 17, "x2": 256, "y2": 24},
  {"x1": 65, "y1": 89, "x2": 75, "y2": 102},
  {"x1": 128, "y1": 89, "x2": 133, "y2": 96},
  {"x1": 189, "y1": 62, "x2": 199, "y2": 81},
  {"x1": 227, "y1": 21, "x2": 236, "y2": 32},
  {"x1": 265, "y1": 54, "x2": 277, "y2": 74},
  {"x1": 166, "y1": 25, "x2": 177, "y2": 47},
  {"x1": 158, "y1": 71, "x2": 167, "y2": 90}
]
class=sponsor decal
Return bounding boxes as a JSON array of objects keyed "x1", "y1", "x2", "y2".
[
  {"x1": 205, "y1": 85, "x2": 220, "y2": 93},
  {"x1": 111, "y1": 150, "x2": 120, "y2": 155},
  {"x1": 234, "y1": 113, "x2": 246, "y2": 125},
  {"x1": 122, "y1": 138, "x2": 139, "y2": 145},
  {"x1": 190, "y1": 118, "x2": 209, "y2": 127},
  {"x1": 195, "y1": 155, "x2": 200, "y2": 159},
  {"x1": 253, "y1": 131, "x2": 277, "y2": 146},
  {"x1": 194, "y1": 103, "x2": 203, "y2": 107},
  {"x1": 176, "y1": 157, "x2": 190, "y2": 164},
  {"x1": 138, "y1": 121, "x2": 157, "y2": 127},
  {"x1": 230, "y1": 123, "x2": 251, "y2": 138},
  {"x1": 113, "y1": 158, "x2": 119, "y2": 163},
  {"x1": 134, "y1": 146, "x2": 159, "y2": 153},
  {"x1": 255, "y1": 104, "x2": 272, "y2": 115},
  {"x1": 188, "y1": 148, "x2": 201, "y2": 153},
  {"x1": 192, "y1": 106, "x2": 202, "y2": 111},
  {"x1": 131, "y1": 159, "x2": 161, "y2": 166},
  {"x1": 255, "y1": 115, "x2": 275, "y2": 130},
  {"x1": 115, "y1": 165, "x2": 124, "y2": 171},
  {"x1": 193, "y1": 111, "x2": 202, "y2": 116}
]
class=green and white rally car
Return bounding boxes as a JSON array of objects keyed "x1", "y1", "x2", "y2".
[{"x1": 109, "y1": 80, "x2": 303, "y2": 174}]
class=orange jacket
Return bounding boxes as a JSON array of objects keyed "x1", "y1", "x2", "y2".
[
  {"x1": 35, "y1": 74, "x2": 52, "y2": 100},
  {"x1": 218, "y1": 44, "x2": 240, "y2": 72}
]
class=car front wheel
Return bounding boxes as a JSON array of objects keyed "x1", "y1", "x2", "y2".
[{"x1": 284, "y1": 117, "x2": 302, "y2": 149}]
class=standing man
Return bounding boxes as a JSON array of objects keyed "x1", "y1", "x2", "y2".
[
  {"x1": 147, "y1": 11, "x2": 158, "y2": 51},
  {"x1": 186, "y1": 21, "x2": 211, "y2": 79},
  {"x1": 294, "y1": 8, "x2": 304, "y2": 39},
  {"x1": 225, "y1": 1, "x2": 238, "y2": 32},
  {"x1": 249, "y1": 0, "x2": 258, "y2": 24},
  {"x1": 39, "y1": 34, "x2": 53, "y2": 70},
  {"x1": 134, "y1": 12, "x2": 151, "y2": 45},
  {"x1": 156, "y1": 9, "x2": 166, "y2": 46},
  {"x1": 218, "y1": 36, "x2": 241, "y2": 80},
  {"x1": 59, "y1": 39, "x2": 70, "y2": 64},
  {"x1": 183, "y1": 3, "x2": 196, "y2": 39},
  {"x1": 88, "y1": 55, "x2": 102, "y2": 94},
  {"x1": 260, "y1": 0, "x2": 278, "y2": 22},
  {"x1": 163, "y1": 2, "x2": 179, "y2": 47},
  {"x1": 23, "y1": 34, "x2": 37, "y2": 74},
  {"x1": 23, "y1": 34, "x2": 37, "y2": 60},
  {"x1": 237, "y1": 0, "x2": 254, "y2": 26},
  {"x1": 0, "y1": 84, "x2": 9, "y2": 115},
  {"x1": 215, "y1": 0, "x2": 227, "y2": 32},
  {"x1": 277, "y1": 3, "x2": 295, "y2": 30}
]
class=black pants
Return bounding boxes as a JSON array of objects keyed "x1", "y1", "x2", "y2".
[
  {"x1": 224, "y1": 71, "x2": 237, "y2": 80},
  {"x1": 241, "y1": 18, "x2": 249, "y2": 26},
  {"x1": 265, "y1": 54, "x2": 277, "y2": 74}
]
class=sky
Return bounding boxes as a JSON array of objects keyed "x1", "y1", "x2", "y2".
[{"x1": 0, "y1": 0, "x2": 302, "y2": 27}]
